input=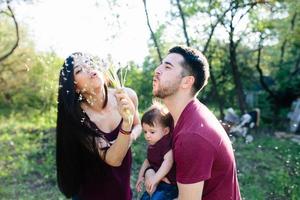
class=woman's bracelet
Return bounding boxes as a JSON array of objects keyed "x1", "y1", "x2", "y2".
[{"x1": 120, "y1": 127, "x2": 132, "y2": 135}]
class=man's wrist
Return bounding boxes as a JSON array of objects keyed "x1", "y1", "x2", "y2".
[
  {"x1": 143, "y1": 166, "x2": 154, "y2": 177},
  {"x1": 152, "y1": 175, "x2": 160, "y2": 184}
]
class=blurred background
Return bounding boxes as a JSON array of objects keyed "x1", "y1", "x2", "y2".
[{"x1": 0, "y1": 0, "x2": 299, "y2": 199}]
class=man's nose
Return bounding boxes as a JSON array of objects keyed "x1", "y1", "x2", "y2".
[{"x1": 154, "y1": 65, "x2": 162, "y2": 75}]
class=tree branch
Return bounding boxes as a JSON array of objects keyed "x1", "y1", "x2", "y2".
[
  {"x1": 255, "y1": 34, "x2": 278, "y2": 101},
  {"x1": 279, "y1": 12, "x2": 297, "y2": 68},
  {"x1": 291, "y1": 54, "x2": 300, "y2": 76},
  {"x1": 235, "y1": 2, "x2": 257, "y2": 26},
  {"x1": 142, "y1": 0, "x2": 162, "y2": 62},
  {"x1": 176, "y1": 0, "x2": 190, "y2": 46},
  {"x1": 0, "y1": 3, "x2": 20, "y2": 63},
  {"x1": 203, "y1": 1, "x2": 234, "y2": 53}
]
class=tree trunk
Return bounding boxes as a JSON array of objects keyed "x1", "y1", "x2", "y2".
[
  {"x1": 176, "y1": 0, "x2": 190, "y2": 47},
  {"x1": 229, "y1": 20, "x2": 246, "y2": 114},
  {"x1": 208, "y1": 55, "x2": 224, "y2": 119},
  {"x1": 279, "y1": 12, "x2": 297, "y2": 68},
  {"x1": 0, "y1": 3, "x2": 19, "y2": 63},
  {"x1": 255, "y1": 34, "x2": 278, "y2": 101},
  {"x1": 142, "y1": 0, "x2": 162, "y2": 62}
]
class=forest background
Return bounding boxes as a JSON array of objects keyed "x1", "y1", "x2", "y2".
[{"x1": 0, "y1": 0, "x2": 299, "y2": 199}]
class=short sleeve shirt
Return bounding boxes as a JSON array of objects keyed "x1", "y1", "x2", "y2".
[
  {"x1": 147, "y1": 134, "x2": 176, "y2": 184},
  {"x1": 172, "y1": 99, "x2": 241, "y2": 200}
]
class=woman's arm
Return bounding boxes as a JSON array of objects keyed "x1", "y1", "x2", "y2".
[
  {"x1": 97, "y1": 88, "x2": 141, "y2": 167},
  {"x1": 97, "y1": 120, "x2": 132, "y2": 167}
]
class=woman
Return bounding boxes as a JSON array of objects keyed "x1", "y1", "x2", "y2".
[{"x1": 56, "y1": 52, "x2": 142, "y2": 200}]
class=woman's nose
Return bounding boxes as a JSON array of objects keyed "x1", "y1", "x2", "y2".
[{"x1": 88, "y1": 68, "x2": 97, "y2": 75}]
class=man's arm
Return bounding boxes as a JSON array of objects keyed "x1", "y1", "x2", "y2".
[
  {"x1": 138, "y1": 159, "x2": 150, "y2": 178},
  {"x1": 174, "y1": 133, "x2": 215, "y2": 199},
  {"x1": 177, "y1": 181, "x2": 204, "y2": 200},
  {"x1": 136, "y1": 159, "x2": 150, "y2": 192}
]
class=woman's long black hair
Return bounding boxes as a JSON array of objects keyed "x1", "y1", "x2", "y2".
[{"x1": 56, "y1": 53, "x2": 108, "y2": 198}]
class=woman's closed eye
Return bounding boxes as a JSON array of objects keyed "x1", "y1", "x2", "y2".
[{"x1": 75, "y1": 68, "x2": 82, "y2": 74}]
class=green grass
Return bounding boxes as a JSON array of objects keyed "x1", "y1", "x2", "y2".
[
  {"x1": 0, "y1": 108, "x2": 300, "y2": 199},
  {"x1": 234, "y1": 133, "x2": 300, "y2": 200}
]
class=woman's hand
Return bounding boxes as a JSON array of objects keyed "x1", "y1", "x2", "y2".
[{"x1": 115, "y1": 89, "x2": 135, "y2": 128}]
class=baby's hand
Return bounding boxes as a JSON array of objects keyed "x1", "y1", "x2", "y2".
[
  {"x1": 161, "y1": 177, "x2": 171, "y2": 184},
  {"x1": 135, "y1": 176, "x2": 144, "y2": 193}
]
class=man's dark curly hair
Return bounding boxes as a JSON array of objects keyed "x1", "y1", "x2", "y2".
[{"x1": 169, "y1": 46, "x2": 210, "y2": 95}]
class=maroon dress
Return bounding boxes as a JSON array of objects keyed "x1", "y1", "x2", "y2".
[{"x1": 78, "y1": 119, "x2": 132, "y2": 200}]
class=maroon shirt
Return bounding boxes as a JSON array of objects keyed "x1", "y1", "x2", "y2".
[
  {"x1": 147, "y1": 134, "x2": 176, "y2": 184},
  {"x1": 78, "y1": 119, "x2": 132, "y2": 200},
  {"x1": 172, "y1": 99, "x2": 241, "y2": 200}
]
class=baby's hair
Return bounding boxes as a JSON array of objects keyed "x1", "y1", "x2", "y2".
[{"x1": 141, "y1": 101, "x2": 173, "y2": 128}]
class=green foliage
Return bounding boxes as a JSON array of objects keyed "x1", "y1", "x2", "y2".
[
  {"x1": 0, "y1": 108, "x2": 62, "y2": 199},
  {"x1": 234, "y1": 135, "x2": 300, "y2": 199},
  {"x1": 1, "y1": 0, "x2": 300, "y2": 198},
  {"x1": 0, "y1": 19, "x2": 63, "y2": 111},
  {"x1": 1, "y1": 109, "x2": 300, "y2": 199},
  {"x1": 126, "y1": 58, "x2": 158, "y2": 111},
  {"x1": 0, "y1": 51, "x2": 62, "y2": 110}
]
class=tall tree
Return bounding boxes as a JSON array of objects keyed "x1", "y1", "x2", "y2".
[
  {"x1": 221, "y1": 1, "x2": 259, "y2": 113},
  {"x1": 0, "y1": 0, "x2": 19, "y2": 63},
  {"x1": 175, "y1": 0, "x2": 190, "y2": 46},
  {"x1": 142, "y1": 0, "x2": 162, "y2": 62}
]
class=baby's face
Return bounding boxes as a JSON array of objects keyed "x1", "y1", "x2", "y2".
[{"x1": 142, "y1": 122, "x2": 169, "y2": 145}]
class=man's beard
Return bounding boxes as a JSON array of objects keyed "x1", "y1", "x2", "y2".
[{"x1": 153, "y1": 80, "x2": 181, "y2": 99}]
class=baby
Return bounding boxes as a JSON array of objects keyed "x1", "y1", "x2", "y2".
[{"x1": 136, "y1": 103, "x2": 178, "y2": 200}]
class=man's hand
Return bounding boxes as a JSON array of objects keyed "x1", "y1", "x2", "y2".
[
  {"x1": 135, "y1": 176, "x2": 144, "y2": 193},
  {"x1": 144, "y1": 169, "x2": 157, "y2": 195},
  {"x1": 145, "y1": 176, "x2": 158, "y2": 195}
]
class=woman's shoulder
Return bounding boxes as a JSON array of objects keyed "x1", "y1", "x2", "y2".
[
  {"x1": 108, "y1": 87, "x2": 136, "y2": 96},
  {"x1": 108, "y1": 87, "x2": 137, "y2": 99},
  {"x1": 122, "y1": 87, "x2": 138, "y2": 105},
  {"x1": 123, "y1": 87, "x2": 137, "y2": 97},
  {"x1": 108, "y1": 87, "x2": 138, "y2": 106}
]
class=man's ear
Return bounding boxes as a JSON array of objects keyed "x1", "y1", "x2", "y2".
[
  {"x1": 181, "y1": 76, "x2": 195, "y2": 89},
  {"x1": 163, "y1": 127, "x2": 170, "y2": 135}
]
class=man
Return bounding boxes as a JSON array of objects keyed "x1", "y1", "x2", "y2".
[{"x1": 147, "y1": 46, "x2": 241, "y2": 200}]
